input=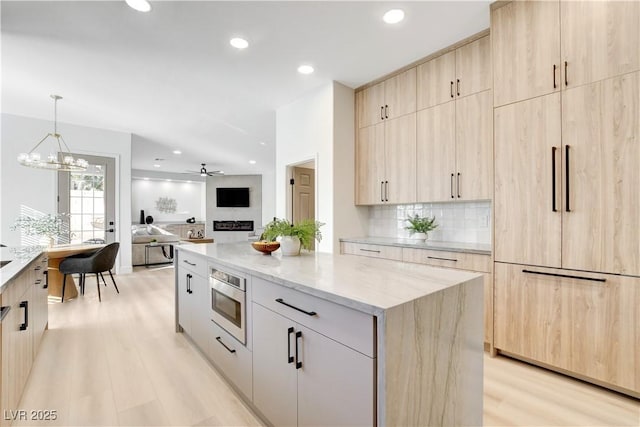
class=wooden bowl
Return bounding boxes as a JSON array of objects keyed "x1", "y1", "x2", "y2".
[{"x1": 251, "y1": 241, "x2": 280, "y2": 254}]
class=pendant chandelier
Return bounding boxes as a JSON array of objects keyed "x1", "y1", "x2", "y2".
[{"x1": 17, "y1": 95, "x2": 88, "y2": 171}]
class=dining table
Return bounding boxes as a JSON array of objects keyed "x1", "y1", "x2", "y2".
[{"x1": 46, "y1": 243, "x2": 106, "y2": 301}]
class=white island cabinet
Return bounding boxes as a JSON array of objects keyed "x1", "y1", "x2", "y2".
[{"x1": 175, "y1": 243, "x2": 483, "y2": 427}]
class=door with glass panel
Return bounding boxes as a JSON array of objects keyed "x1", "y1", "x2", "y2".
[{"x1": 57, "y1": 154, "x2": 116, "y2": 245}]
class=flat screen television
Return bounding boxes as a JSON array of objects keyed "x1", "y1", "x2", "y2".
[{"x1": 216, "y1": 187, "x2": 250, "y2": 207}]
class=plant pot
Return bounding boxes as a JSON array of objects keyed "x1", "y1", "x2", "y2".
[
  {"x1": 279, "y1": 236, "x2": 301, "y2": 256},
  {"x1": 411, "y1": 232, "x2": 428, "y2": 242}
]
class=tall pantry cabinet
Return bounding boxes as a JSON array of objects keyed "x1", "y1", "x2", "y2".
[{"x1": 492, "y1": 0, "x2": 640, "y2": 397}]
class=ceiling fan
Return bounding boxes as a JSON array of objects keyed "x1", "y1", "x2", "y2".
[{"x1": 185, "y1": 163, "x2": 224, "y2": 177}]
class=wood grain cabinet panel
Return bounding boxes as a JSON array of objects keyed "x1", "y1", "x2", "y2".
[
  {"x1": 384, "y1": 68, "x2": 417, "y2": 119},
  {"x1": 357, "y1": 82, "x2": 385, "y2": 129},
  {"x1": 455, "y1": 36, "x2": 492, "y2": 98},
  {"x1": 355, "y1": 123, "x2": 385, "y2": 205},
  {"x1": 384, "y1": 113, "x2": 417, "y2": 204},
  {"x1": 494, "y1": 262, "x2": 640, "y2": 395},
  {"x1": 494, "y1": 93, "x2": 562, "y2": 268},
  {"x1": 561, "y1": 0, "x2": 640, "y2": 89},
  {"x1": 417, "y1": 50, "x2": 456, "y2": 110},
  {"x1": 341, "y1": 242, "x2": 403, "y2": 262},
  {"x1": 561, "y1": 72, "x2": 640, "y2": 276},
  {"x1": 492, "y1": 0, "x2": 560, "y2": 107}
]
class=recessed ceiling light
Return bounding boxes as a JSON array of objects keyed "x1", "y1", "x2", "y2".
[
  {"x1": 126, "y1": 0, "x2": 151, "y2": 13},
  {"x1": 249, "y1": 160, "x2": 257, "y2": 165},
  {"x1": 383, "y1": 9, "x2": 405, "y2": 24},
  {"x1": 297, "y1": 65, "x2": 314, "y2": 75},
  {"x1": 186, "y1": 180, "x2": 192, "y2": 183},
  {"x1": 230, "y1": 37, "x2": 249, "y2": 49},
  {"x1": 153, "y1": 164, "x2": 161, "y2": 168},
  {"x1": 173, "y1": 150, "x2": 182, "y2": 155},
  {"x1": 166, "y1": 179, "x2": 172, "y2": 182},
  {"x1": 259, "y1": 141, "x2": 266, "y2": 146},
  {"x1": 143, "y1": 177, "x2": 149, "y2": 180}
]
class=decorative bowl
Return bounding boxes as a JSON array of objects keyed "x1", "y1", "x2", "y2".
[{"x1": 251, "y1": 241, "x2": 280, "y2": 255}]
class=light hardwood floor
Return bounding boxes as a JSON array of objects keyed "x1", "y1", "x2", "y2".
[{"x1": 14, "y1": 267, "x2": 640, "y2": 426}]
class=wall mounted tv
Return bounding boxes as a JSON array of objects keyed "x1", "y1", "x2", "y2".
[{"x1": 216, "y1": 187, "x2": 250, "y2": 207}]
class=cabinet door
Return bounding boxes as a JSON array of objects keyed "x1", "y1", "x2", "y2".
[
  {"x1": 492, "y1": 0, "x2": 560, "y2": 107},
  {"x1": 252, "y1": 303, "x2": 297, "y2": 427},
  {"x1": 561, "y1": 72, "x2": 640, "y2": 276},
  {"x1": 355, "y1": 123, "x2": 385, "y2": 205},
  {"x1": 297, "y1": 324, "x2": 374, "y2": 427},
  {"x1": 177, "y1": 270, "x2": 191, "y2": 335},
  {"x1": 417, "y1": 102, "x2": 455, "y2": 202},
  {"x1": 417, "y1": 51, "x2": 456, "y2": 110},
  {"x1": 32, "y1": 264, "x2": 48, "y2": 354},
  {"x1": 455, "y1": 90, "x2": 493, "y2": 201},
  {"x1": 561, "y1": 0, "x2": 640, "y2": 89},
  {"x1": 188, "y1": 273, "x2": 210, "y2": 351},
  {"x1": 494, "y1": 263, "x2": 640, "y2": 394},
  {"x1": 384, "y1": 113, "x2": 416, "y2": 204},
  {"x1": 494, "y1": 93, "x2": 562, "y2": 267},
  {"x1": 384, "y1": 68, "x2": 416, "y2": 119},
  {"x1": 357, "y1": 82, "x2": 385, "y2": 128},
  {"x1": 455, "y1": 36, "x2": 491, "y2": 98}
]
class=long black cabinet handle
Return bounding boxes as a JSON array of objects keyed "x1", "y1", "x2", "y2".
[
  {"x1": 19, "y1": 301, "x2": 28, "y2": 331},
  {"x1": 457, "y1": 172, "x2": 461, "y2": 198},
  {"x1": 275, "y1": 298, "x2": 317, "y2": 317},
  {"x1": 551, "y1": 147, "x2": 558, "y2": 212},
  {"x1": 0, "y1": 306, "x2": 10, "y2": 322},
  {"x1": 456, "y1": 79, "x2": 460, "y2": 96},
  {"x1": 427, "y1": 256, "x2": 458, "y2": 262},
  {"x1": 522, "y1": 269, "x2": 605, "y2": 283},
  {"x1": 450, "y1": 81, "x2": 454, "y2": 98},
  {"x1": 565, "y1": 145, "x2": 571, "y2": 212},
  {"x1": 380, "y1": 106, "x2": 384, "y2": 121},
  {"x1": 360, "y1": 248, "x2": 381, "y2": 254},
  {"x1": 380, "y1": 181, "x2": 384, "y2": 202},
  {"x1": 385, "y1": 181, "x2": 389, "y2": 202},
  {"x1": 553, "y1": 64, "x2": 557, "y2": 89},
  {"x1": 295, "y1": 331, "x2": 302, "y2": 369},
  {"x1": 384, "y1": 105, "x2": 389, "y2": 119},
  {"x1": 287, "y1": 327, "x2": 294, "y2": 363},
  {"x1": 564, "y1": 61, "x2": 568, "y2": 86},
  {"x1": 183, "y1": 260, "x2": 196, "y2": 266},
  {"x1": 186, "y1": 274, "x2": 192, "y2": 294},
  {"x1": 215, "y1": 336, "x2": 236, "y2": 354},
  {"x1": 450, "y1": 173, "x2": 455, "y2": 199},
  {"x1": 43, "y1": 270, "x2": 48, "y2": 289}
]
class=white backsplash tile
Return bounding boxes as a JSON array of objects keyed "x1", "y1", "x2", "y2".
[{"x1": 368, "y1": 201, "x2": 492, "y2": 245}]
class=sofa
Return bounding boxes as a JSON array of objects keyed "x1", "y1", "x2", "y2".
[{"x1": 131, "y1": 225, "x2": 181, "y2": 266}]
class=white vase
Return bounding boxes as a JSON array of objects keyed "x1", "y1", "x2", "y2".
[
  {"x1": 412, "y1": 232, "x2": 427, "y2": 242},
  {"x1": 279, "y1": 236, "x2": 301, "y2": 256}
]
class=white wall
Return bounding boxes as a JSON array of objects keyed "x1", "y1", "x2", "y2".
[
  {"x1": 275, "y1": 82, "x2": 367, "y2": 253},
  {"x1": 131, "y1": 178, "x2": 205, "y2": 223},
  {"x1": 1, "y1": 113, "x2": 133, "y2": 272}
]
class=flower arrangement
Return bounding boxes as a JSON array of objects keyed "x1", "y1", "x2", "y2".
[{"x1": 262, "y1": 218, "x2": 324, "y2": 251}]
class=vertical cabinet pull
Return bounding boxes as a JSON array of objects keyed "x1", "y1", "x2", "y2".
[
  {"x1": 553, "y1": 64, "x2": 557, "y2": 89},
  {"x1": 456, "y1": 79, "x2": 460, "y2": 96},
  {"x1": 43, "y1": 270, "x2": 48, "y2": 289},
  {"x1": 19, "y1": 301, "x2": 28, "y2": 331},
  {"x1": 551, "y1": 147, "x2": 557, "y2": 212},
  {"x1": 564, "y1": 61, "x2": 568, "y2": 86},
  {"x1": 450, "y1": 173, "x2": 455, "y2": 198},
  {"x1": 287, "y1": 327, "x2": 295, "y2": 363},
  {"x1": 380, "y1": 106, "x2": 384, "y2": 121},
  {"x1": 457, "y1": 172, "x2": 461, "y2": 198},
  {"x1": 384, "y1": 105, "x2": 389, "y2": 119},
  {"x1": 565, "y1": 145, "x2": 571, "y2": 212},
  {"x1": 450, "y1": 81, "x2": 454, "y2": 98},
  {"x1": 186, "y1": 273, "x2": 192, "y2": 294},
  {"x1": 385, "y1": 181, "x2": 389, "y2": 202},
  {"x1": 295, "y1": 331, "x2": 302, "y2": 369},
  {"x1": 380, "y1": 181, "x2": 384, "y2": 202}
]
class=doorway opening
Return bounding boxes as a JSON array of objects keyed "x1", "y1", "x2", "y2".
[{"x1": 286, "y1": 159, "x2": 316, "y2": 249}]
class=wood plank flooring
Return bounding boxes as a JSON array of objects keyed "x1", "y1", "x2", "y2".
[{"x1": 14, "y1": 266, "x2": 640, "y2": 426}]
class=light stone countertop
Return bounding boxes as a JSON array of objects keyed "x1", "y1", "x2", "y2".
[
  {"x1": 177, "y1": 243, "x2": 481, "y2": 316},
  {"x1": 0, "y1": 246, "x2": 44, "y2": 292},
  {"x1": 339, "y1": 236, "x2": 492, "y2": 255}
]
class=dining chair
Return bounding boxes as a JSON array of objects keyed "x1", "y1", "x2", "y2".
[{"x1": 59, "y1": 242, "x2": 120, "y2": 302}]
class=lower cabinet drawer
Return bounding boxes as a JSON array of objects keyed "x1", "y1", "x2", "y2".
[
  {"x1": 177, "y1": 250, "x2": 208, "y2": 277},
  {"x1": 340, "y1": 242, "x2": 403, "y2": 261},
  {"x1": 252, "y1": 277, "x2": 375, "y2": 357},
  {"x1": 207, "y1": 319, "x2": 253, "y2": 400},
  {"x1": 402, "y1": 247, "x2": 491, "y2": 273}
]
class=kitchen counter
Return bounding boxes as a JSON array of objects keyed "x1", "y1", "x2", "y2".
[
  {"x1": 339, "y1": 236, "x2": 492, "y2": 255},
  {"x1": 0, "y1": 246, "x2": 44, "y2": 291},
  {"x1": 178, "y1": 242, "x2": 481, "y2": 316}
]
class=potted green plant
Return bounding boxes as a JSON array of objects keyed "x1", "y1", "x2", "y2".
[
  {"x1": 405, "y1": 214, "x2": 438, "y2": 242},
  {"x1": 11, "y1": 213, "x2": 68, "y2": 247},
  {"x1": 262, "y1": 218, "x2": 324, "y2": 256}
]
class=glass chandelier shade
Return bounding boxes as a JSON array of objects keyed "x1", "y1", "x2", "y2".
[{"x1": 17, "y1": 95, "x2": 88, "y2": 171}]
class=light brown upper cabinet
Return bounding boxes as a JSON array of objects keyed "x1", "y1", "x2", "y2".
[
  {"x1": 418, "y1": 36, "x2": 491, "y2": 110},
  {"x1": 356, "y1": 114, "x2": 416, "y2": 205},
  {"x1": 357, "y1": 69, "x2": 416, "y2": 129},
  {"x1": 561, "y1": 0, "x2": 640, "y2": 90},
  {"x1": 491, "y1": 0, "x2": 561, "y2": 107}
]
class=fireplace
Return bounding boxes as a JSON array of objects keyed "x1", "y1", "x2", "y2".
[{"x1": 213, "y1": 220, "x2": 254, "y2": 232}]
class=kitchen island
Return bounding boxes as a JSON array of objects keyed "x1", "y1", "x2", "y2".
[{"x1": 175, "y1": 243, "x2": 483, "y2": 427}]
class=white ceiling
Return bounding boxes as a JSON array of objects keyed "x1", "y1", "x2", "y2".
[{"x1": 2, "y1": 1, "x2": 490, "y2": 176}]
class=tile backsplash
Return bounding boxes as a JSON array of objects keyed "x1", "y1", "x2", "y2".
[{"x1": 368, "y1": 201, "x2": 491, "y2": 244}]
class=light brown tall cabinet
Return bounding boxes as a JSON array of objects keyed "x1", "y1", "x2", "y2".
[{"x1": 492, "y1": 0, "x2": 640, "y2": 398}]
